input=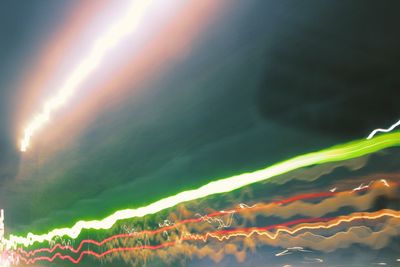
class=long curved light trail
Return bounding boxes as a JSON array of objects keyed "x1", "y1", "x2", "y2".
[
  {"x1": 143, "y1": 209, "x2": 400, "y2": 243},
  {"x1": 20, "y1": 0, "x2": 152, "y2": 152},
  {"x1": 18, "y1": 209, "x2": 400, "y2": 264},
  {"x1": 5, "y1": 132, "x2": 400, "y2": 248},
  {"x1": 184, "y1": 209, "x2": 400, "y2": 242},
  {"x1": 19, "y1": 242, "x2": 177, "y2": 265},
  {"x1": 367, "y1": 118, "x2": 400, "y2": 139}
]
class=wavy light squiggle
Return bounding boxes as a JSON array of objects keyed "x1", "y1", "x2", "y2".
[
  {"x1": 19, "y1": 180, "x2": 399, "y2": 258},
  {"x1": 18, "y1": 190, "x2": 339, "y2": 257},
  {"x1": 17, "y1": 209, "x2": 400, "y2": 264},
  {"x1": 367, "y1": 118, "x2": 400, "y2": 139}
]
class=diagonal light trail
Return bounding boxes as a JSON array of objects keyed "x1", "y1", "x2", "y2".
[
  {"x1": 5, "y1": 132, "x2": 400, "y2": 248},
  {"x1": 20, "y1": 0, "x2": 153, "y2": 152},
  {"x1": 367, "y1": 118, "x2": 400, "y2": 139}
]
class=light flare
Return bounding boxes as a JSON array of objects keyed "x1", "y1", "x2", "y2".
[{"x1": 20, "y1": 0, "x2": 152, "y2": 152}]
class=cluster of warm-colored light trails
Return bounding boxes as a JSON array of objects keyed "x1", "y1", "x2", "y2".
[
  {"x1": 16, "y1": 179, "x2": 398, "y2": 258},
  {"x1": 11, "y1": 179, "x2": 399, "y2": 265},
  {"x1": 194, "y1": 209, "x2": 400, "y2": 242},
  {"x1": 15, "y1": 209, "x2": 400, "y2": 264},
  {"x1": 16, "y1": 189, "x2": 345, "y2": 257},
  {"x1": 5, "y1": 132, "x2": 400, "y2": 249},
  {"x1": 20, "y1": 0, "x2": 152, "y2": 152}
]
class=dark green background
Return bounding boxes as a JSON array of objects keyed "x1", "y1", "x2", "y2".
[{"x1": 0, "y1": 0, "x2": 399, "y2": 244}]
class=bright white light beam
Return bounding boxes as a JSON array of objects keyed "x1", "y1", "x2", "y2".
[
  {"x1": 20, "y1": 0, "x2": 152, "y2": 152},
  {"x1": 367, "y1": 119, "x2": 400, "y2": 140}
]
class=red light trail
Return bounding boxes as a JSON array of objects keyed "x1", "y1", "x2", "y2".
[
  {"x1": 18, "y1": 210, "x2": 400, "y2": 264},
  {"x1": 18, "y1": 190, "x2": 339, "y2": 257},
  {"x1": 17, "y1": 181, "x2": 398, "y2": 260}
]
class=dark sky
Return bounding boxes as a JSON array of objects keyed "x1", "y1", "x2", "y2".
[{"x1": 0, "y1": 0, "x2": 399, "y2": 240}]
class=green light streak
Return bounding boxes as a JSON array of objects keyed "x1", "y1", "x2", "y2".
[{"x1": 6, "y1": 132, "x2": 400, "y2": 248}]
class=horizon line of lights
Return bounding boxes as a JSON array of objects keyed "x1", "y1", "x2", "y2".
[
  {"x1": 17, "y1": 209, "x2": 400, "y2": 264},
  {"x1": 5, "y1": 132, "x2": 400, "y2": 248},
  {"x1": 20, "y1": 0, "x2": 152, "y2": 152}
]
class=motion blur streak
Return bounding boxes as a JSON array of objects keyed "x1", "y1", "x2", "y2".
[
  {"x1": 18, "y1": 181, "x2": 397, "y2": 257},
  {"x1": 18, "y1": 190, "x2": 339, "y2": 257},
  {"x1": 189, "y1": 209, "x2": 400, "y2": 242},
  {"x1": 32, "y1": 0, "x2": 226, "y2": 155},
  {"x1": 16, "y1": 1, "x2": 108, "y2": 127},
  {"x1": 17, "y1": 209, "x2": 400, "y2": 264},
  {"x1": 170, "y1": 217, "x2": 400, "y2": 263},
  {"x1": 6, "y1": 132, "x2": 400, "y2": 248},
  {"x1": 20, "y1": 0, "x2": 152, "y2": 152},
  {"x1": 19, "y1": 242, "x2": 177, "y2": 265}
]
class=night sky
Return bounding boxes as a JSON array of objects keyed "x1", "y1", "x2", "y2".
[{"x1": 0, "y1": 1, "x2": 399, "y2": 266}]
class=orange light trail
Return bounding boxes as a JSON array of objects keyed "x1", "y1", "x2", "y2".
[
  {"x1": 17, "y1": 209, "x2": 400, "y2": 264},
  {"x1": 17, "y1": 181, "x2": 397, "y2": 258},
  {"x1": 188, "y1": 209, "x2": 400, "y2": 242},
  {"x1": 18, "y1": 190, "x2": 339, "y2": 257}
]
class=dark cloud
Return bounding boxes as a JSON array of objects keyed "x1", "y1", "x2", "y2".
[{"x1": 258, "y1": 1, "x2": 400, "y2": 139}]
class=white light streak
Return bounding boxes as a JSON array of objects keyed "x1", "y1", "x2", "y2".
[
  {"x1": 367, "y1": 119, "x2": 400, "y2": 140},
  {"x1": 20, "y1": 0, "x2": 152, "y2": 152},
  {"x1": 380, "y1": 179, "x2": 390, "y2": 187},
  {"x1": 275, "y1": 247, "x2": 312, "y2": 257},
  {"x1": 352, "y1": 181, "x2": 374, "y2": 192}
]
